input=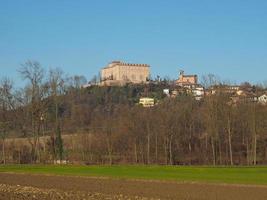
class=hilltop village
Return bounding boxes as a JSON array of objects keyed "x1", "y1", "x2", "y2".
[
  {"x1": 1, "y1": 60, "x2": 267, "y2": 166},
  {"x1": 84, "y1": 60, "x2": 267, "y2": 107}
]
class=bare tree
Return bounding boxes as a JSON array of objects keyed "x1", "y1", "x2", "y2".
[
  {"x1": 0, "y1": 78, "x2": 14, "y2": 164},
  {"x1": 49, "y1": 68, "x2": 65, "y2": 161},
  {"x1": 201, "y1": 74, "x2": 220, "y2": 89},
  {"x1": 18, "y1": 60, "x2": 46, "y2": 163}
]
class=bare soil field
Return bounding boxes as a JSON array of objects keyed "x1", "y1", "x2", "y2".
[{"x1": 0, "y1": 173, "x2": 267, "y2": 200}]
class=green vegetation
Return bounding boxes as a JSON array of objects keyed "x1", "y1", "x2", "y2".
[{"x1": 0, "y1": 165, "x2": 266, "y2": 185}]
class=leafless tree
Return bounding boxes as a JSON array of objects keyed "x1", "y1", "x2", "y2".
[
  {"x1": 18, "y1": 60, "x2": 46, "y2": 163},
  {"x1": 49, "y1": 68, "x2": 65, "y2": 161},
  {"x1": 0, "y1": 78, "x2": 14, "y2": 164}
]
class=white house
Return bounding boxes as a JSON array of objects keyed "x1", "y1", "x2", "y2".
[
  {"x1": 139, "y1": 97, "x2": 155, "y2": 107},
  {"x1": 258, "y1": 94, "x2": 267, "y2": 105},
  {"x1": 81, "y1": 83, "x2": 92, "y2": 88},
  {"x1": 192, "y1": 87, "x2": 205, "y2": 100},
  {"x1": 163, "y1": 89, "x2": 170, "y2": 97}
]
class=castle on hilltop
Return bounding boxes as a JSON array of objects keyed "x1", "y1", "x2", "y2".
[{"x1": 100, "y1": 61, "x2": 150, "y2": 86}]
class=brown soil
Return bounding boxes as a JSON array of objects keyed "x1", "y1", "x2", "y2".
[{"x1": 0, "y1": 173, "x2": 267, "y2": 200}]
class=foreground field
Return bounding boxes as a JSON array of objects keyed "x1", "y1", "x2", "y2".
[
  {"x1": 0, "y1": 165, "x2": 267, "y2": 185},
  {"x1": 0, "y1": 173, "x2": 267, "y2": 200},
  {"x1": 0, "y1": 165, "x2": 267, "y2": 200}
]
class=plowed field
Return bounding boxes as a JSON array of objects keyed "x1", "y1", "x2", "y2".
[{"x1": 0, "y1": 173, "x2": 267, "y2": 200}]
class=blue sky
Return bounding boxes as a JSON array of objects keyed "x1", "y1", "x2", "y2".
[{"x1": 1, "y1": 0, "x2": 267, "y2": 86}]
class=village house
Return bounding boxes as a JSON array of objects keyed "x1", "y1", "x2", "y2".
[
  {"x1": 163, "y1": 89, "x2": 170, "y2": 97},
  {"x1": 175, "y1": 70, "x2": 205, "y2": 100},
  {"x1": 210, "y1": 85, "x2": 240, "y2": 95},
  {"x1": 231, "y1": 95, "x2": 256, "y2": 105},
  {"x1": 139, "y1": 97, "x2": 155, "y2": 107},
  {"x1": 100, "y1": 61, "x2": 150, "y2": 86},
  {"x1": 192, "y1": 86, "x2": 205, "y2": 100},
  {"x1": 169, "y1": 90, "x2": 178, "y2": 98},
  {"x1": 258, "y1": 94, "x2": 267, "y2": 105},
  {"x1": 176, "y1": 70, "x2": 198, "y2": 88}
]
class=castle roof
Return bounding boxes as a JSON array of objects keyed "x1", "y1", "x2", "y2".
[
  {"x1": 182, "y1": 75, "x2": 197, "y2": 78},
  {"x1": 103, "y1": 61, "x2": 150, "y2": 69}
]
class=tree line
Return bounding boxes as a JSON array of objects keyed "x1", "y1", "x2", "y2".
[{"x1": 0, "y1": 60, "x2": 267, "y2": 165}]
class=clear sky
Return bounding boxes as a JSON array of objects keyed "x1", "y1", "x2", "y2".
[{"x1": 1, "y1": 0, "x2": 267, "y2": 86}]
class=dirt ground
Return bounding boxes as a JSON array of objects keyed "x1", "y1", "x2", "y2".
[{"x1": 0, "y1": 173, "x2": 267, "y2": 200}]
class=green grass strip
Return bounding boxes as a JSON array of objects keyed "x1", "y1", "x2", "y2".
[{"x1": 0, "y1": 165, "x2": 266, "y2": 185}]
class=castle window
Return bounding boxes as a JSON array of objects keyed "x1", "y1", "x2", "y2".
[{"x1": 122, "y1": 75, "x2": 128, "y2": 80}]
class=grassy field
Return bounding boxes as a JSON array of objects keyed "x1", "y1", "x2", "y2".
[{"x1": 0, "y1": 165, "x2": 266, "y2": 185}]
